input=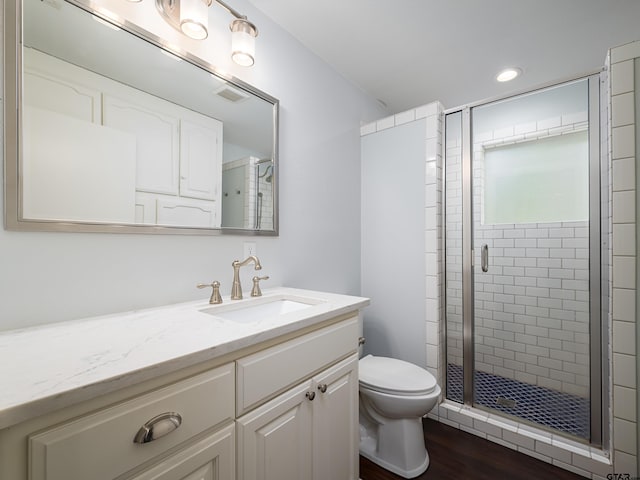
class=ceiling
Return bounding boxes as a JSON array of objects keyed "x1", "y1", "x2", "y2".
[{"x1": 248, "y1": 0, "x2": 640, "y2": 113}]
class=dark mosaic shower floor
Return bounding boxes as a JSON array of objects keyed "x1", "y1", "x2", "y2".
[{"x1": 447, "y1": 363, "x2": 590, "y2": 439}]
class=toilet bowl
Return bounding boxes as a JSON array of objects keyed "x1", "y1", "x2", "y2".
[{"x1": 358, "y1": 354, "x2": 441, "y2": 479}]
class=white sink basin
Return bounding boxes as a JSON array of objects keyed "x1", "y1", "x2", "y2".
[{"x1": 200, "y1": 295, "x2": 322, "y2": 324}]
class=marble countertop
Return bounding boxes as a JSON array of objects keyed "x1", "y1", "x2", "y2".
[{"x1": 0, "y1": 287, "x2": 369, "y2": 429}]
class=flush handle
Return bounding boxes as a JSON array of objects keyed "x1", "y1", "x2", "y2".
[
  {"x1": 481, "y1": 244, "x2": 489, "y2": 273},
  {"x1": 133, "y1": 412, "x2": 182, "y2": 444}
]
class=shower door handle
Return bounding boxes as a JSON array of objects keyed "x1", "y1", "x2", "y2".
[{"x1": 481, "y1": 244, "x2": 489, "y2": 272}]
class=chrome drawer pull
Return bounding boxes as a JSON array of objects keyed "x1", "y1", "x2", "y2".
[
  {"x1": 306, "y1": 391, "x2": 316, "y2": 401},
  {"x1": 317, "y1": 384, "x2": 328, "y2": 393},
  {"x1": 133, "y1": 412, "x2": 182, "y2": 444}
]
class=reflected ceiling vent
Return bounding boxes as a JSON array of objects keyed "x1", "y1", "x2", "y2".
[{"x1": 214, "y1": 85, "x2": 249, "y2": 103}]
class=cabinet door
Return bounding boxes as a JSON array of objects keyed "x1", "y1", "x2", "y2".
[
  {"x1": 237, "y1": 381, "x2": 313, "y2": 480},
  {"x1": 103, "y1": 94, "x2": 180, "y2": 195},
  {"x1": 128, "y1": 423, "x2": 234, "y2": 480},
  {"x1": 156, "y1": 197, "x2": 218, "y2": 228},
  {"x1": 179, "y1": 116, "x2": 222, "y2": 202},
  {"x1": 312, "y1": 354, "x2": 359, "y2": 480},
  {"x1": 23, "y1": 48, "x2": 101, "y2": 124}
]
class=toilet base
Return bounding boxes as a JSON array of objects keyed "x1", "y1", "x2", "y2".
[
  {"x1": 359, "y1": 416, "x2": 430, "y2": 479},
  {"x1": 360, "y1": 441, "x2": 429, "y2": 478}
]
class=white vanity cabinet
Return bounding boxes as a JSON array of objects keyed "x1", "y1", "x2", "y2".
[
  {"x1": 0, "y1": 300, "x2": 365, "y2": 480},
  {"x1": 236, "y1": 317, "x2": 360, "y2": 480},
  {"x1": 29, "y1": 364, "x2": 235, "y2": 480}
]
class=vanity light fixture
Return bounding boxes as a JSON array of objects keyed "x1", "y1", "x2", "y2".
[
  {"x1": 230, "y1": 18, "x2": 257, "y2": 66},
  {"x1": 155, "y1": 0, "x2": 259, "y2": 66},
  {"x1": 496, "y1": 67, "x2": 521, "y2": 82}
]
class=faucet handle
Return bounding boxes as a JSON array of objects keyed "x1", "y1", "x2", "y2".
[
  {"x1": 197, "y1": 281, "x2": 223, "y2": 304},
  {"x1": 251, "y1": 276, "x2": 269, "y2": 297}
]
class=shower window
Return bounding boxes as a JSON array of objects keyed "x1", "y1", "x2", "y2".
[{"x1": 482, "y1": 131, "x2": 589, "y2": 225}]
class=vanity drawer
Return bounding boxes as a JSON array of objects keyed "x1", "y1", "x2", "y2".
[
  {"x1": 29, "y1": 363, "x2": 234, "y2": 480},
  {"x1": 236, "y1": 316, "x2": 358, "y2": 415}
]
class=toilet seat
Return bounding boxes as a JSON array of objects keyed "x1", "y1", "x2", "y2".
[{"x1": 359, "y1": 355, "x2": 437, "y2": 396}]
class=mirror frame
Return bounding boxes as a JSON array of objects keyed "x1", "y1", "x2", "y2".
[{"x1": 3, "y1": 0, "x2": 279, "y2": 236}]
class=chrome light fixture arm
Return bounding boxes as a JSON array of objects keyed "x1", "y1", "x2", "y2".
[{"x1": 213, "y1": 0, "x2": 246, "y2": 21}]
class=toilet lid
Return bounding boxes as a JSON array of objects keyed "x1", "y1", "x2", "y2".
[{"x1": 359, "y1": 355, "x2": 437, "y2": 396}]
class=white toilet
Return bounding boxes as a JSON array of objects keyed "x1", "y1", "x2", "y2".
[{"x1": 358, "y1": 354, "x2": 441, "y2": 478}]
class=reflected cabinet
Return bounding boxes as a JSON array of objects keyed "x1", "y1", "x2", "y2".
[{"x1": 5, "y1": 0, "x2": 279, "y2": 235}]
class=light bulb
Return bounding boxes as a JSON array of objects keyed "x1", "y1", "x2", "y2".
[
  {"x1": 180, "y1": 0, "x2": 208, "y2": 40},
  {"x1": 496, "y1": 68, "x2": 521, "y2": 82},
  {"x1": 231, "y1": 19, "x2": 257, "y2": 66}
]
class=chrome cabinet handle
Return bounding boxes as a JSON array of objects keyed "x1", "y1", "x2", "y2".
[
  {"x1": 306, "y1": 391, "x2": 316, "y2": 401},
  {"x1": 133, "y1": 412, "x2": 182, "y2": 444},
  {"x1": 481, "y1": 244, "x2": 489, "y2": 273},
  {"x1": 358, "y1": 336, "x2": 366, "y2": 346},
  {"x1": 317, "y1": 384, "x2": 328, "y2": 393}
]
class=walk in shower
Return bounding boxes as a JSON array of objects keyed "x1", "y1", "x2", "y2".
[{"x1": 444, "y1": 75, "x2": 605, "y2": 444}]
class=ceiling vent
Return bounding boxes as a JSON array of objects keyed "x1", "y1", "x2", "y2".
[{"x1": 214, "y1": 85, "x2": 250, "y2": 103}]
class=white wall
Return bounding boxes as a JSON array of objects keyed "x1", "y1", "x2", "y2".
[
  {"x1": 0, "y1": 0, "x2": 386, "y2": 330},
  {"x1": 360, "y1": 103, "x2": 443, "y2": 373},
  {"x1": 361, "y1": 118, "x2": 427, "y2": 367}
]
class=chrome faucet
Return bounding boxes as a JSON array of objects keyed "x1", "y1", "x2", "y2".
[{"x1": 231, "y1": 256, "x2": 262, "y2": 300}]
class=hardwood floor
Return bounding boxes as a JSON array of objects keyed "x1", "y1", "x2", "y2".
[{"x1": 359, "y1": 418, "x2": 586, "y2": 480}]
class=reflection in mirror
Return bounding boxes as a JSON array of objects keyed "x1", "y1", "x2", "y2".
[
  {"x1": 5, "y1": 0, "x2": 278, "y2": 234},
  {"x1": 221, "y1": 157, "x2": 274, "y2": 229}
]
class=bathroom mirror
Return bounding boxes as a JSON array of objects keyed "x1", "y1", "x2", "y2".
[{"x1": 4, "y1": 0, "x2": 279, "y2": 235}]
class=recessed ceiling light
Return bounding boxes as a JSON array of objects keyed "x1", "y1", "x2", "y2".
[{"x1": 496, "y1": 68, "x2": 521, "y2": 82}]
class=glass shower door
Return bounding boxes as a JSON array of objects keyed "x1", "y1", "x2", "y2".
[{"x1": 445, "y1": 76, "x2": 602, "y2": 443}]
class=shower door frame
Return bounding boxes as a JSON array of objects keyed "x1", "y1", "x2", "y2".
[{"x1": 444, "y1": 73, "x2": 605, "y2": 446}]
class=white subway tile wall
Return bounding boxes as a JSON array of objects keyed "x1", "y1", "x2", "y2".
[
  {"x1": 609, "y1": 40, "x2": 639, "y2": 478},
  {"x1": 447, "y1": 115, "x2": 592, "y2": 398}
]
